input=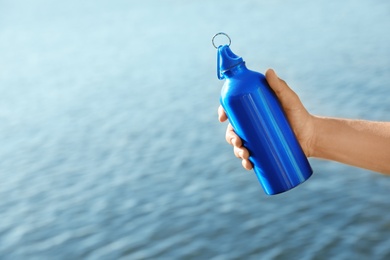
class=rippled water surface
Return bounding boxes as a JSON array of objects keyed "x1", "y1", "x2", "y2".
[{"x1": 1, "y1": 0, "x2": 390, "y2": 259}]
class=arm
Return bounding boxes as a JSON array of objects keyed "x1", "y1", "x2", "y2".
[
  {"x1": 218, "y1": 69, "x2": 390, "y2": 174},
  {"x1": 312, "y1": 116, "x2": 390, "y2": 174}
]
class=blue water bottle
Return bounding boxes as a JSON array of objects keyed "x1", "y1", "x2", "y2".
[{"x1": 213, "y1": 33, "x2": 313, "y2": 195}]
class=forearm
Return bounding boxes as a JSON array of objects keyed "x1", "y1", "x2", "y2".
[{"x1": 311, "y1": 116, "x2": 390, "y2": 174}]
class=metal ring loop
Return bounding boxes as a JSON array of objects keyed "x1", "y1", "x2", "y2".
[{"x1": 212, "y1": 32, "x2": 231, "y2": 49}]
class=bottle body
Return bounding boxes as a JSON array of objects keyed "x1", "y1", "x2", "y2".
[{"x1": 220, "y1": 65, "x2": 312, "y2": 195}]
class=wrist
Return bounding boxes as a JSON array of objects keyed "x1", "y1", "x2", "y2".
[
  {"x1": 306, "y1": 115, "x2": 321, "y2": 158},
  {"x1": 309, "y1": 115, "x2": 337, "y2": 159}
]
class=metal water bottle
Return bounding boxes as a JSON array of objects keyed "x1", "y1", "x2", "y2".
[{"x1": 213, "y1": 33, "x2": 313, "y2": 195}]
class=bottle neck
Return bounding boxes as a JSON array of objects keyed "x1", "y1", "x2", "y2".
[{"x1": 221, "y1": 62, "x2": 248, "y2": 79}]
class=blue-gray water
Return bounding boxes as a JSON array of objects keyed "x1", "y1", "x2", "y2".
[{"x1": 1, "y1": 0, "x2": 390, "y2": 259}]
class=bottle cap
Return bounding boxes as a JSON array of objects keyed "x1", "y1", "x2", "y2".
[
  {"x1": 217, "y1": 45, "x2": 244, "y2": 79},
  {"x1": 212, "y1": 33, "x2": 244, "y2": 79}
]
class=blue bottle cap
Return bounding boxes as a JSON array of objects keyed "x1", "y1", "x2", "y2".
[{"x1": 217, "y1": 45, "x2": 244, "y2": 79}]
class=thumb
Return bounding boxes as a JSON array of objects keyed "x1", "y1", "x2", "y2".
[
  {"x1": 265, "y1": 69, "x2": 287, "y2": 95},
  {"x1": 265, "y1": 69, "x2": 299, "y2": 107}
]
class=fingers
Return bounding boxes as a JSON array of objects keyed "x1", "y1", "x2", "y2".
[
  {"x1": 218, "y1": 105, "x2": 228, "y2": 122},
  {"x1": 227, "y1": 126, "x2": 252, "y2": 170},
  {"x1": 219, "y1": 106, "x2": 253, "y2": 171},
  {"x1": 225, "y1": 124, "x2": 242, "y2": 147},
  {"x1": 234, "y1": 145, "x2": 253, "y2": 170},
  {"x1": 234, "y1": 145, "x2": 249, "y2": 159},
  {"x1": 242, "y1": 159, "x2": 253, "y2": 170}
]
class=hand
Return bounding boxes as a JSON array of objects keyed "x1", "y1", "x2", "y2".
[{"x1": 218, "y1": 69, "x2": 315, "y2": 170}]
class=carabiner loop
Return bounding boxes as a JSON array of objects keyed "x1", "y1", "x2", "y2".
[{"x1": 212, "y1": 32, "x2": 231, "y2": 49}]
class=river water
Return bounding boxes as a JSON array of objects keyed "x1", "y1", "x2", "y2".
[{"x1": 1, "y1": 0, "x2": 390, "y2": 259}]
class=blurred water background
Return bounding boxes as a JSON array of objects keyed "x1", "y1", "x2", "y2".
[{"x1": 1, "y1": 0, "x2": 390, "y2": 259}]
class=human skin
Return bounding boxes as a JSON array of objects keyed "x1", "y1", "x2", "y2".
[{"x1": 218, "y1": 69, "x2": 390, "y2": 174}]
